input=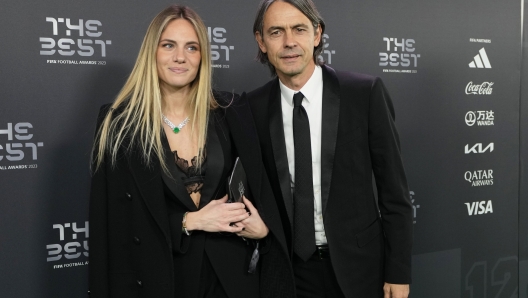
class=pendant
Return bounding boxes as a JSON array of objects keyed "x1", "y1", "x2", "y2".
[{"x1": 173, "y1": 127, "x2": 180, "y2": 134}]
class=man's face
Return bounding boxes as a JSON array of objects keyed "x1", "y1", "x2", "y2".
[{"x1": 256, "y1": 1, "x2": 321, "y2": 83}]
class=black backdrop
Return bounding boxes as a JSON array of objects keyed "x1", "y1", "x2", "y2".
[{"x1": 0, "y1": 0, "x2": 526, "y2": 297}]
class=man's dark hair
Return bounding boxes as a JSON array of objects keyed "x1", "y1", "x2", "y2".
[{"x1": 253, "y1": 0, "x2": 326, "y2": 75}]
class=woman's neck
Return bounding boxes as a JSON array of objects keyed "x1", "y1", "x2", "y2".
[{"x1": 161, "y1": 85, "x2": 191, "y2": 117}]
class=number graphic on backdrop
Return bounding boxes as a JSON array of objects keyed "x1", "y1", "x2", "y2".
[{"x1": 465, "y1": 257, "x2": 518, "y2": 298}]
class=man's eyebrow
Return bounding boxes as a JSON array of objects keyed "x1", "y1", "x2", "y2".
[
  {"x1": 267, "y1": 25, "x2": 284, "y2": 32},
  {"x1": 292, "y1": 23, "x2": 309, "y2": 28},
  {"x1": 266, "y1": 23, "x2": 309, "y2": 32}
]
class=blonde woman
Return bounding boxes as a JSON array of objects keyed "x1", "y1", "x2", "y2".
[{"x1": 88, "y1": 5, "x2": 294, "y2": 298}]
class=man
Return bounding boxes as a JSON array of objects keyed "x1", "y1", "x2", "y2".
[{"x1": 244, "y1": 0, "x2": 413, "y2": 297}]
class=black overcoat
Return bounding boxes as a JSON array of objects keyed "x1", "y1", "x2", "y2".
[{"x1": 88, "y1": 92, "x2": 295, "y2": 298}]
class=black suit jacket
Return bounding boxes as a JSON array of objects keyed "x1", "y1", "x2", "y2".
[
  {"x1": 245, "y1": 65, "x2": 413, "y2": 298},
  {"x1": 88, "y1": 92, "x2": 295, "y2": 298}
]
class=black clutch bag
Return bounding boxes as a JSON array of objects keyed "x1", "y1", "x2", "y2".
[
  {"x1": 227, "y1": 157, "x2": 260, "y2": 273},
  {"x1": 227, "y1": 157, "x2": 248, "y2": 203}
]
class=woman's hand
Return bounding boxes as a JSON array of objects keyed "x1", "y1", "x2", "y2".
[
  {"x1": 185, "y1": 196, "x2": 249, "y2": 233},
  {"x1": 235, "y1": 197, "x2": 269, "y2": 239}
]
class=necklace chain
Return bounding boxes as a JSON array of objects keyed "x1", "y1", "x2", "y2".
[{"x1": 162, "y1": 114, "x2": 190, "y2": 134}]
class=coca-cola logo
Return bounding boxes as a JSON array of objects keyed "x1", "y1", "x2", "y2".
[{"x1": 465, "y1": 81, "x2": 493, "y2": 95}]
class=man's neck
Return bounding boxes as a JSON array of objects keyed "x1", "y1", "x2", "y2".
[{"x1": 277, "y1": 63, "x2": 316, "y2": 91}]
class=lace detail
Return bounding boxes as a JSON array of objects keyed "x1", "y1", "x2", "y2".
[{"x1": 173, "y1": 150, "x2": 206, "y2": 194}]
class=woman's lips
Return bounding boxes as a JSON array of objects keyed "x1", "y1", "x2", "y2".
[{"x1": 169, "y1": 67, "x2": 188, "y2": 74}]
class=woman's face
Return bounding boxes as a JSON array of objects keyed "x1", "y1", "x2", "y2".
[{"x1": 157, "y1": 19, "x2": 201, "y2": 93}]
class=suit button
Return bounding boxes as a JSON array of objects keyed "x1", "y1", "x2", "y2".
[
  {"x1": 126, "y1": 192, "x2": 132, "y2": 200},
  {"x1": 133, "y1": 236, "x2": 140, "y2": 244},
  {"x1": 136, "y1": 280, "x2": 143, "y2": 287}
]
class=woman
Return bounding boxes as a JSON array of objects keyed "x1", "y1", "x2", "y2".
[{"x1": 88, "y1": 5, "x2": 294, "y2": 298}]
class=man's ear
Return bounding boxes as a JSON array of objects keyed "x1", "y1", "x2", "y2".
[
  {"x1": 314, "y1": 24, "x2": 322, "y2": 47},
  {"x1": 255, "y1": 32, "x2": 267, "y2": 53}
]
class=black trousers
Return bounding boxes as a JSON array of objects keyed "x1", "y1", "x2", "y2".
[{"x1": 293, "y1": 251, "x2": 346, "y2": 298}]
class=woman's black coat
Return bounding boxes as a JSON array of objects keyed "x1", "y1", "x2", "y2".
[{"x1": 88, "y1": 92, "x2": 295, "y2": 298}]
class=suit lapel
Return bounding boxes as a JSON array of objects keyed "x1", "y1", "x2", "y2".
[
  {"x1": 320, "y1": 65, "x2": 340, "y2": 215},
  {"x1": 127, "y1": 148, "x2": 171, "y2": 243},
  {"x1": 226, "y1": 98, "x2": 262, "y2": 209},
  {"x1": 268, "y1": 80, "x2": 294, "y2": 226}
]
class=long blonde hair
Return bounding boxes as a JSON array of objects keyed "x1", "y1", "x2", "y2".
[{"x1": 92, "y1": 5, "x2": 215, "y2": 173}]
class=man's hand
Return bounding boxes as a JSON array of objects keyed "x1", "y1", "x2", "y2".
[{"x1": 383, "y1": 283, "x2": 409, "y2": 298}]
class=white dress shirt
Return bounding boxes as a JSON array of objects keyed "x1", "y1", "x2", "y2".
[{"x1": 279, "y1": 65, "x2": 327, "y2": 245}]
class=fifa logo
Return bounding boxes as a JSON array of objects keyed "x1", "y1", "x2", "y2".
[
  {"x1": 0, "y1": 123, "x2": 44, "y2": 162},
  {"x1": 318, "y1": 34, "x2": 336, "y2": 64},
  {"x1": 208, "y1": 27, "x2": 234, "y2": 62},
  {"x1": 379, "y1": 38, "x2": 420, "y2": 68},
  {"x1": 46, "y1": 221, "x2": 89, "y2": 262},
  {"x1": 39, "y1": 17, "x2": 112, "y2": 57}
]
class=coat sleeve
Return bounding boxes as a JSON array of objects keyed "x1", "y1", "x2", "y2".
[
  {"x1": 168, "y1": 210, "x2": 191, "y2": 254},
  {"x1": 88, "y1": 105, "x2": 112, "y2": 297},
  {"x1": 368, "y1": 78, "x2": 413, "y2": 284}
]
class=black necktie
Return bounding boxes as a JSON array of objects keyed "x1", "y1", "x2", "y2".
[{"x1": 292, "y1": 92, "x2": 316, "y2": 261}]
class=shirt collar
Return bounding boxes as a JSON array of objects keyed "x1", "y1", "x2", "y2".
[{"x1": 279, "y1": 65, "x2": 323, "y2": 107}]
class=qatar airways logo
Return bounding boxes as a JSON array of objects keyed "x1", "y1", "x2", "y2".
[
  {"x1": 208, "y1": 26, "x2": 234, "y2": 69},
  {"x1": 40, "y1": 17, "x2": 112, "y2": 59},
  {"x1": 466, "y1": 82, "x2": 493, "y2": 95},
  {"x1": 464, "y1": 169, "x2": 493, "y2": 187}
]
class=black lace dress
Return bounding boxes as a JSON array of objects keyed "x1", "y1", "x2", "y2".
[{"x1": 171, "y1": 150, "x2": 206, "y2": 195}]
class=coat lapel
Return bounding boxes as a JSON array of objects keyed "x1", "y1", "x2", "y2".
[
  {"x1": 268, "y1": 80, "x2": 294, "y2": 226},
  {"x1": 320, "y1": 65, "x2": 340, "y2": 215},
  {"x1": 160, "y1": 135, "x2": 198, "y2": 212}
]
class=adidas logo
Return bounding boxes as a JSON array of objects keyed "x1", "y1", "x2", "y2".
[{"x1": 469, "y1": 48, "x2": 492, "y2": 68}]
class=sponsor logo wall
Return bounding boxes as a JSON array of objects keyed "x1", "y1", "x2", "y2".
[{"x1": 0, "y1": 0, "x2": 525, "y2": 297}]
